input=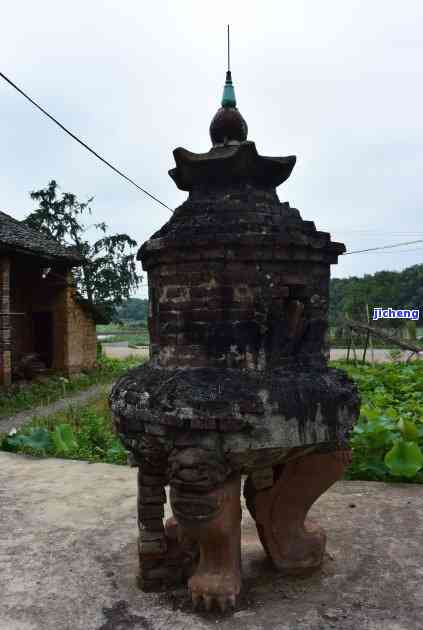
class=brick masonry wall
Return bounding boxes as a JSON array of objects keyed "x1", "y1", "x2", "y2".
[
  {"x1": 0, "y1": 256, "x2": 11, "y2": 386},
  {"x1": 6, "y1": 259, "x2": 97, "y2": 381},
  {"x1": 140, "y1": 184, "x2": 342, "y2": 372},
  {"x1": 10, "y1": 259, "x2": 70, "y2": 373},
  {"x1": 65, "y1": 287, "x2": 97, "y2": 374},
  {"x1": 147, "y1": 260, "x2": 330, "y2": 370}
]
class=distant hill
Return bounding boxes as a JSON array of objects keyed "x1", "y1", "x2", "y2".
[
  {"x1": 116, "y1": 298, "x2": 148, "y2": 323},
  {"x1": 329, "y1": 263, "x2": 423, "y2": 325}
]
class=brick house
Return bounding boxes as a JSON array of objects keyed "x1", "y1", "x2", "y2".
[{"x1": 0, "y1": 211, "x2": 106, "y2": 386}]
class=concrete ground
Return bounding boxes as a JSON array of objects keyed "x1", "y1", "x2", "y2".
[
  {"x1": 1, "y1": 453, "x2": 423, "y2": 629},
  {"x1": 330, "y1": 348, "x2": 420, "y2": 363},
  {"x1": 102, "y1": 342, "x2": 148, "y2": 360}
]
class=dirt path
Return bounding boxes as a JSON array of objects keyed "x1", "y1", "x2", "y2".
[{"x1": 0, "y1": 383, "x2": 112, "y2": 434}]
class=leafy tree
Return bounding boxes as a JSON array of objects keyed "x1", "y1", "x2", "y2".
[
  {"x1": 329, "y1": 264, "x2": 423, "y2": 347},
  {"x1": 116, "y1": 298, "x2": 149, "y2": 323},
  {"x1": 25, "y1": 180, "x2": 142, "y2": 315},
  {"x1": 330, "y1": 264, "x2": 423, "y2": 327}
]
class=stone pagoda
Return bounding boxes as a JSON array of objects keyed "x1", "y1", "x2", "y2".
[{"x1": 110, "y1": 65, "x2": 359, "y2": 613}]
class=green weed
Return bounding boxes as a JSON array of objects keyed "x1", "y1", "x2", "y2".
[
  {"x1": 1, "y1": 397, "x2": 128, "y2": 465},
  {"x1": 0, "y1": 355, "x2": 141, "y2": 418}
]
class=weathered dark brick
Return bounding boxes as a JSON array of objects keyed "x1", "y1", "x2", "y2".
[
  {"x1": 190, "y1": 417, "x2": 217, "y2": 430},
  {"x1": 138, "y1": 473, "x2": 167, "y2": 486},
  {"x1": 139, "y1": 504, "x2": 165, "y2": 519},
  {"x1": 140, "y1": 519, "x2": 164, "y2": 532}
]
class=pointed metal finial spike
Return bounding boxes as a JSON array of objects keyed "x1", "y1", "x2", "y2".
[
  {"x1": 227, "y1": 24, "x2": 230, "y2": 72},
  {"x1": 222, "y1": 25, "x2": 236, "y2": 107}
]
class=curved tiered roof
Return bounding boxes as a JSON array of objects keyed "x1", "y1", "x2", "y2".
[{"x1": 0, "y1": 211, "x2": 82, "y2": 264}]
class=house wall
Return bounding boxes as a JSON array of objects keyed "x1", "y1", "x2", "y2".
[
  {"x1": 10, "y1": 257, "x2": 67, "y2": 371},
  {"x1": 6, "y1": 256, "x2": 97, "y2": 382},
  {"x1": 0, "y1": 256, "x2": 11, "y2": 386},
  {"x1": 65, "y1": 286, "x2": 98, "y2": 374}
]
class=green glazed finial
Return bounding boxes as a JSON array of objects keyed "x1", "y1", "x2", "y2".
[{"x1": 222, "y1": 70, "x2": 236, "y2": 108}]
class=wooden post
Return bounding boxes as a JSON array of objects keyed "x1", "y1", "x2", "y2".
[
  {"x1": 362, "y1": 329, "x2": 370, "y2": 364},
  {"x1": 346, "y1": 325, "x2": 351, "y2": 362},
  {"x1": 366, "y1": 304, "x2": 374, "y2": 364},
  {"x1": 351, "y1": 331, "x2": 358, "y2": 363}
]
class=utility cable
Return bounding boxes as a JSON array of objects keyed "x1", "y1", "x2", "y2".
[
  {"x1": 1, "y1": 73, "x2": 422, "y2": 237},
  {"x1": 0, "y1": 71, "x2": 173, "y2": 212},
  {"x1": 343, "y1": 240, "x2": 423, "y2": 255}
]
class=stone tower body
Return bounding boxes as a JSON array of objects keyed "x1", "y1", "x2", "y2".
[{"x1": 110, "y1": 68, "x2": 359, "y2": 612}]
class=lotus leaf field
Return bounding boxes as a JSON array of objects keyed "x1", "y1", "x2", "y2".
[{"x1": 334, "y1": 360, "x2": 423, "y2": 483}]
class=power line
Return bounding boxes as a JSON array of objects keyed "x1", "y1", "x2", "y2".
[
  {"x1": 335, "y1": 231, "x2": 423, "y2": 235},
  {"x1": 1, "y1": 71, "x2": 422, "y2": 245},
  {"x1": 0, "y1": 71, "x2": 173, "y2": 213},
  {"x1": 343, "y1": 239, "x2": 423, "y2": 255},
  {"x1": 354, "y1": 247, "x2": 423, "y2": 255}
]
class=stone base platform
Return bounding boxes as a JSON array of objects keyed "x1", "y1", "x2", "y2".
[{"x1": 1, "y1": 452, "x2": 422, "y2": 630}]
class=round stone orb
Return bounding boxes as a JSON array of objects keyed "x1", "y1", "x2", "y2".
[{"x1": 209, "y1": 107, "x2": 248, "y2": 146}]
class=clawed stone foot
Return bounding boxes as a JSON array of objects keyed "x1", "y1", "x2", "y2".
[
  {"x1": 190, "y1": 571, "x2": 240, "y2": 612},
  {"x1": 170, "y1": 474, "x2": 242, "y2": 613}
]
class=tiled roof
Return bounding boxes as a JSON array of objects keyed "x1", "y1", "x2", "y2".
[{"x1": 0, "y1": 211, "x2": 82, "y2": 263}]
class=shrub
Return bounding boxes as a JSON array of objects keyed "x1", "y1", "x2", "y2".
[{"x1": 1, "y1": 398, "x2": 128, "y2": 465}]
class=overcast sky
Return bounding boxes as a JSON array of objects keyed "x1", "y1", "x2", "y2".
[{"x1": 2, "y1": 0, "x2": 423, "y2": 298}]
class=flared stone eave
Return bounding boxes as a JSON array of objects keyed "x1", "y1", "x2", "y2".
[{"x1": 168, "y1": 142, "x2": 296, "y2": 191}]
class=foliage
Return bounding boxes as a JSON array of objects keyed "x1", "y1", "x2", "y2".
[
  {"x1": 1, "y1": 398, "x2": 128, "y2": 465},
  {"x1": 333, "y1": 360, "x2": 423, "y2": 483},
  {"x1": 0, "y1": 355, "x2": 141, "y2": 417},
  {"x1": 329, "y1": 264, "x2": 423, "y2": 346},
  {"x1": 115, "y1": 298, "x2": 149, "y2": 323},
  {"x1": 24, "y1": 180, "x2": 142, "y2": 315}
]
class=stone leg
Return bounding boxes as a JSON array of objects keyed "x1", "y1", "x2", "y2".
[
  {"x1": 168, "y1": 446, "x2": 241, "y2": 612},
  {"x1": 250, "y1": 450, "x2": 350, "y2": 575},
  {"x1": 135, "y1": 437, "x2": 198, "y2": 592}
]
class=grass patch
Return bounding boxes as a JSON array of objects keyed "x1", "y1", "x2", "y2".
[
  {"x1": 0, "y1": 355, "x2": 141, "y2": 418},
  {"x1": 97, "y1": 322, "x2": 146, "y2": 333},
  {"x1": 1, "y1": 395, "x2": 128, "y2": 465},
  {"x1": 97, "y1": 323, "x2": 150, "y2": 346}
]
